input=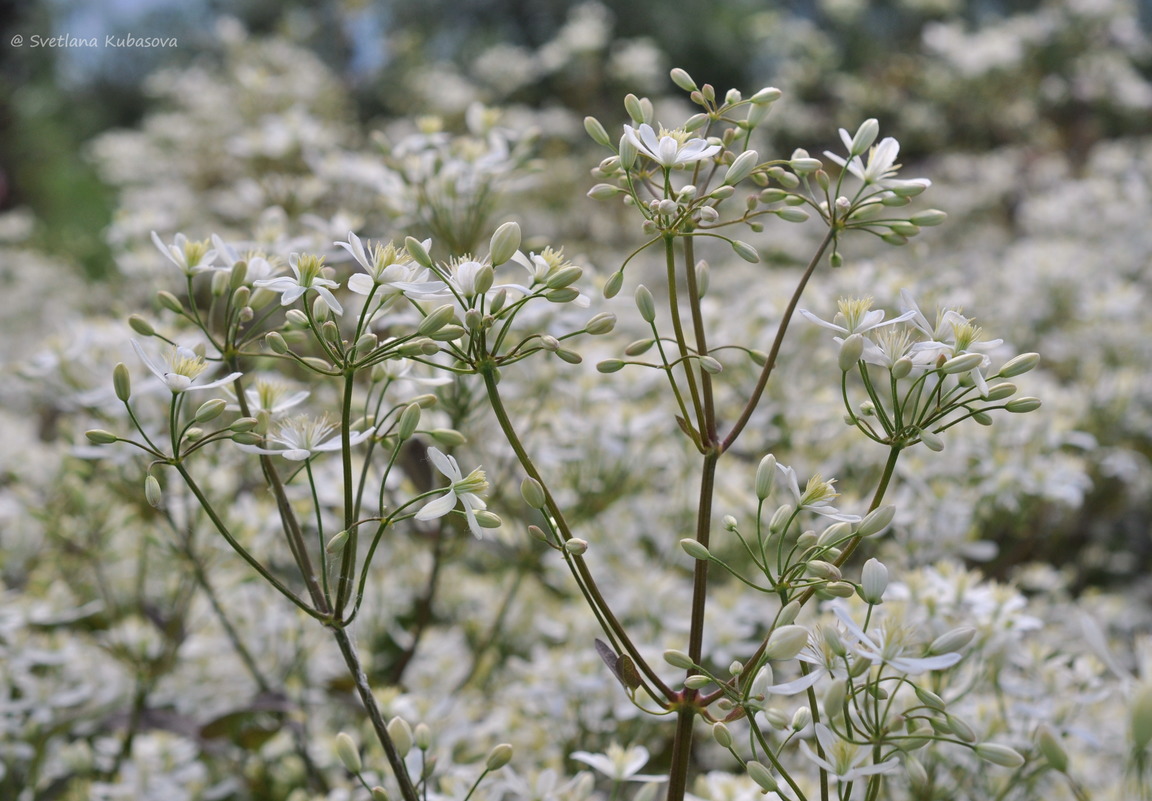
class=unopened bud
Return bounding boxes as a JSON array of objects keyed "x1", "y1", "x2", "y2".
[
  {"x1": 1005, "y1": 397, "x2": 1041, "y2": 413},
  {"x1": 919, "y1": 428, "x2": 944, "y2": 451},
  {"x1": 405, "y1": 236, "x2": 433, "y2": 268},
  {"x1": 848, "y1": 119, "x2": 880, "y2": 156},
  {"x1": 585, "y1": 312, "x2": 616, "y2": 335},
  {"x1": 85, "y1": 429, "x2": 118, "y2": 445},
  {"x1": 597, "y1": 359, "x2": 626, "y2": 373},
  {"x1": 663, "y1": 649, "x2": 695, "y2": 669},
  {"x1": 1037, "y1": 725, "x2": 1067, "y2": 772},
  {"x1": 564, "y1": 538, "x2": 588, "y2": 555},
  {"x1": 157, "y1": 290, "x2": 184, "y2": 313},
  {"x1": 584, "y1": 116, "x2": 611, "y2": 146},
  {"x1": 603, "y1": 271, "x2": 625, "y2": 299},
  {"x1": 680, "y1": 538, "x2": 711, "y2": 560},
  {"x1": 712, "y1": 722, "x2": 733, "y2": 748},
  {"x1": 974, "y1": 743, "x2": 1025, "y2": 768},
  {"x1": 839, "y1": 333, "x2": 865, "y2": 371},
  {"x1": 326, "y1": 529, "x2": 349, "y2": 555},
  {"x1": 486, "y1": 743, "x2": 513, "y2": 771},
  {"x1": 127, "y1": 314, "x2": 155, "y2": 336},
  {"x1": 941, "y1": 352, "x2": 985, "y2": 374},
  {"x1": 723, "y1": 149, "x2": 759, "y2": 186},
  {"x1": 521, "y1": 477, "x2": 546, "y2": 509},
  {"x1": 731, "y1": 240, "x2": 759, "y2": 263},
  {"x1": 489, "y1": 222, "x2": 521, "y2": 267},
  {"x1": 144, "y1": 475, "x2": 162, "y2": 508},
  {"x1": 997, "y1": 353, "x2": 1041, "y2": 378},
  {"x1": 634, "y1": 284, "x2": 656, "y2": 323},
  {"x1": 860, "y1": 558, "x2": 888, "y2": 604},
  {"x1": 764, "y1": 625, "x2": 809, "y2": 661},
  {"x1": 670, "y1": 67, "x2": 696, "y2": 91},
  {"x1": 755, "y1": 454, "x2": 777, "y2": 500},
  {"x1": 930, "y1": 627, "x2": 975, "y2": 655},
  {"x1": 745, "y1": 761, "x2": 778, "y2": 792},
  {"x1": 335, "y1": 732, "x2": 362, "y2": 774},
  {"x1": 388, "y1": 717, "x2": 413, "y2": 757}
]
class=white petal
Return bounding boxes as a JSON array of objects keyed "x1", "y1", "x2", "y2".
[
  {"x1": 427, "y1": 447, "x2": 461, "y2": 481},
  {"x1": 415, "y1": 490, "x2": 457, "y2": 521}
]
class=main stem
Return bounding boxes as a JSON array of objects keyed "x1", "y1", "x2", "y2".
[{"x1": 331, "y1": 625, "x2": 420, "y2": 801}]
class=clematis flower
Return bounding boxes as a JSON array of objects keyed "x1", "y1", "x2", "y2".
[
  {"x1": 334, "y1": 232, "x2": 442, "y2": 304},
  {"x1": 235, "y1": 414, "x2": 373, "y2": 461},
  {"x1": 415, "y1": 447, "x2": 489, "y2": 538},
  {"x1": 570, "y1": 744, "x2": 666, "y2": 783},
  {"x1": 624, "y1": 123, "x2": 720, "y2": 168},
  {"x1": 824, "y1": 128, "x2": 907, "y2": 186},
  {"x1": 799, "y1": 723, "x2": 900, "y2": 783},
  {"x1": 777, "y1": 463, "x2": 861, "y2": 523},
  {"x1": 800, "y1": 297, "x2": 915, "y2": 338},
  {"x1": 151, "y1": 231, "x2": 222, "y2": 275},
  {"x1": 832, "y1": 604, "x2": 963, "y2": 674},
  {"x1": 254, "y1": 252, "x2": 344, "y2": 315},
  {"x1": 131, "y1": 340, "x2": 241, "y2": 394}
]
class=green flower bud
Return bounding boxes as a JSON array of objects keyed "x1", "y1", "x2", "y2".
[
  {"x1": 755, "y1": 454, "x2": 777, "y2": 500},
  {"x1": 624, "y1": 93, "x2": 645, "y2": 124},
  {"x1": 941, "y1": 352, "x2": 985, "y2": 374},
  {"x1": 301, "y1": 357, "x2": 333, "y2": 372},
  {"x1": 414, "y1": 723, "x2": 433, "y2": 751},
  {"x1": 723, "y1": 149, "x2": 759, "y2": 186},
  {"x1": 680, "y1": 538, "x2": 711, "y2": 560},
  {"x1": 144, "y1": 475, "x2": 162, "y2": 508},
  {"x1": 486, "y1": 743, "x2": 514, "y2": 771},
  {"x1": 807, "y1": 560, "x2": 842, "y2": 581},
  {"x1": 764, "y1": 625, "x2": 809, "y2": 661},
  {"x1": 791, "y1": 706, "x2": 812, "y2": 731},
  {"x1": 521, "y1": 477, "x2": 546, "y2": 509},
  {"x1": 684, "y1": 674, "x2": 711, "y2": 689},
  {"x1": 632, "y1": 284, "x2": 657, "y2": 323},
  {"x1": 193, "y1": 398, "x2": 227, "y2": 423},
  {"x1": 839, "y1": 333, "x2": 865, "y2": 371},
  {"x1": 564, "y1": 538, "x2": 588, "y2": 555},
  {"x1": 555, "y1": 348, "x2": 582, "y2": 365},
  {"x1": 405, "y1": 236, "x2": 433, "y2": 268},
  {"x1": 919, "y1": 428, "x2": 945, "y2": 451},
  {"x1": 731, "y1": 240, "x2": 760, "y2": 263},
  {"x1": 489, "y1": 221, "x2": 521, "y2": 267},
  {"x1": 745, "y1": 761, "x2": 778, "y2": 792},
  {"x1": 128, "y1": 314, "x2": 155, "y2": 336},
  {"x1": 777, "y1": 599, "x2": 801, "y2": 626},
  {"x1": 355, "y1": 332, "x2": 378, "y2": 355},
  {"x1": 670, "y1": 67, "x2": 696, "y2": 91},
  {"x1": 336, "y1": 732, "x2": 362, "y2": 774},
  {"x1": 388, "y1": 717, "x2": 413, "y2": 757},
  {"x1": 947, "y1": 714, "x2": 976, "y2": 742},
  {"x1": 371, "y1": 788, "x2": 389, "y2": 801},
  {"x1": 1131, "y1": 682, "x2": 1152, "y2": 751},
  {"x1": 823, "y1": 678, "x2": 848, "y2": 717},
  {"x1": 849, "y1": 118, "x2": 880, "y2": 156},
  {"x1": 326, "y1": 529, "x2": 349, "y2": 555},
  {"x1": 396, "y1": 403, "x2": 421, "y2": 441},
  {"x1": 910, "y1": 209, "x2": 947, "y2": 226},
  {"x1": 984, "y1": 382, "x2": 1017, "y2": 401},
  {"x1": 585, "y1": 312, "x2": 616, "y2": 335},
  {"x1": 712, "y1": 722, "x2": 733, "y2": 748},
  {"x1": 429, "y1": 428, "x2": 467, "y2": 447},
  {"x1": 699, "y1": 356, "x2": 723, "y2": 374},
  {"x1": 85, "y1": 429, "x2": 118, "y2": 445},
  {"x1": 1005, "y1": 397, "x2": 1042, "y2": 413},
  {"x1": 603, "y1": 271, "x2": 624, "y2": 299},
  {"x1": 929, "y1": 627, "x2": 975, "y2": 655},
  {"x1": 860, "y1": 558, "x2": 888, "y2": 604},
  {"x1": 475, "y1": 510, "x2": 502, "y2": 529},
  {"x1": 157, "y1": 290, "x2": 184, "y2": 313},
  {"x1": 584, "y1": 115, "x2": 611, "y2": 147},
  {"x1": 684, "y1": 113, "x2": 709, "y2": 132},
  {"x1": 663, "y1": 649, "x2": 695, "y2": 669},
  {"x1": 546, "y1": 266, "x2": 583, "y2": 290},
  {"x1": 974, "y1": 743, "x2": 1025, "y2": 768},
  {"x1": 110, "y1": 362, "x2": 132, "y2": 402},
  {"x1": 597, "y1": 359, "x2": 626, "y2": 373},
  {"x1": 997, "y1": 352, "x2": 1040, "y2": 377},
  {"x1": 618, "y1": 132, "x2": 638, "y2": 170},
  {"x1": 776, "y1": 207, "x2": 810, "y2": 223},
  {"x1": 418, "y1": 304, "x2": 458, "y2": 336}
]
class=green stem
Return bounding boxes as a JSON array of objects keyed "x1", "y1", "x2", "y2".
[
  {"x1": 336, "y1": 369, "x2": 358, "y2": 615},
  {"x1": 330, "y1": 626, "x2": 420, "y2": 801},
  {"x1": 722, "y1": 227, "x2": 837, "y2": 452}
]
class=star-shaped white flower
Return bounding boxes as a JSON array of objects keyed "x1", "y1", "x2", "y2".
[
  {"x1": 334, "y1": 232, "x2": 442, "y2": 304},
  {"x1": 624, "y1": 123, "x2": 720, "y2": 168},
  {"x1": 777, "y1": 463, "x2": 861, "y2": 523},
  {"x1": 799, "y1": 723, "x2": 900, "y2": 783},
  {"x1": 235, "y1": 414, "x2": 373, "y2": 461},
  {"x1": 131, "y1": 340, "x2": 241, "y2": 394},
  {"x1": 570, "y1": 744, "x2": 666, "y2": 783},
  {"x1": 831, "y1": 604, "x2": 963, "y2": 674},
  {"x1": 415, "y1": 447, "x2": 489, "y2": 538},
  {"x1": 151, "y1": 231, "x2": 222, "y2": 275},
  {"x1": 254, "y1": 252, "x2": 344, "y2": 315}
]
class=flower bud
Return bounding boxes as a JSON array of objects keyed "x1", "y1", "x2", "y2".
[
  {"x1": 910, "y1": 209, "x2": 947, "y2": 226},
  {"x1": 388, "y1": 717, "x2": 413, "y2": 757},
  {"x1": 603, "y1": 271, "x2": 625, "y2": 299},
  {"x1": 624, "y1": 93, "x2": 646, "y2": 124},
  {"x1": 669, "y1": 67, "x2": 696, "y2": 91},
  {"x1": 997, "y1": 352, "x2": 1040, "y2": 377},
  {"x1": 489, "y1": 222, "x2": 521, "y2": 267},
  {"x1": 745, "y1": 761, "x2": 778, "y2": 792},
  {"x1": 929, "y1": 627, "x2": 975, "y2": 655},
  {"x1": 521, "y1": 477, "x2": 546, "y2": 509},
  {"x1": 791, "y1": 706, "x2": 812, "y2": 731},
  {"x1": 947, "y1": 714, "x2": 976, "y2": 742},
  {"x1": 397, "y1": 403, "x2": 421, "y2": 441},
  {"x1": 663, "y1": 649, "x2": 695, "y2": 669},
  {"x1": 983, "y1": 382, "x2": 1016, "y2": 401},
  {"x1": 157, "y1": 290, "x2": 184, "y2": 313},
  {"x1": 919, "y1": 428, "x2": 944, "y2": 451},
  {"x1": 857, "y1": 505, "x2": 895, "y2": 538},
  {"x1": 635, "y1": 284, "x2": 656, "y2": 322},
  {"x1": 127, "y1": 314, "x2": 155, "y2": 336},
  {"x1": 1005, "y1": 397, "x2": 1042, "y2": 413},
  {"x1": 326, "y1": 529, "x2": 349, "y2": 555},
  {"x1": 418, "y1": 305, "x2": 458, "y2": 337},
  {"x1": 941, "y1": 352, "x2": 985, "y2": 374},
  {"x1": 1131, "y1": 682, "x2": 1152, "y2": 751},
  {"x1": 564, "y1": 538, "x2": 588, "y2": 555},
  {"x1": 848, "y1": 119, "x2": 880, "y2": 156},
  {"x1": 486, "y1": 743, "x2": 513, "y2": 771},
  {"x1": 584, "y1": 116, "x2": 611, "y2": 146},
  {"x1": 108, "y1": 362, "x2": 133, "y2": 402},
  {"x1": 860, "y1": 558, "x2": 888, "y2": 604},
  {"x1": 823, "y1": 581, "x2": 856, "y2": 598},
  {"x1": 731, "y1": 240, "x2": 759, "y2": 263},
  {"x1": 764, "y1": 625, "x2": 809, "y2": 661},
  {"x1": 405, "y1": 236, "x2": 433, "y2": 268},
  {"x1": 680, "y1": 538, "x2": 711, "y2": 560},
  {"x1": 413, "y1": 723, "x2": 433, "y2": 751},
  {"x1": 838, "y1": 333, "x2": 865, "y2": 371},
  {"x1": 776, "y1": 207, "x2": 809, "y2": 223},
  {"x1": 723, "y1": 150, "x2": 759, "y2": 186},
  {"x1": 823, "y1": 678, "x2": 848, "y2": 716},
  {"x1": 624, "y1": 339, "x2": 654, "y2": 356},
  {"x1": 974, "y1": 742, "x2": 1025, "y2": 768},
  {"x1": 85, "y1": 429, "x2": 118, "y2": 445},
  {"x1": 684, "y1": 674, "x2": 711, "y2": 689},
  {"x1": 807, "y1": 560, "x2": 842, "y2": 581},
  {"x1": 777, "y1": 600, "x2": 801, "y2": 626},
  {"x1": 336, "y1": 732, "x2": 362, "y2": 774},
  {"x1": 597, "y1": 359, "x2": 626, "y2": 373},
  {"x1": 769, "y1": 504, "x2": 794, "y2": 533},
  {"x1": 755, "y1": 454, "x2": 777, "y2": 500},
  {"x1": 587, "y1": 183, "x2": 624, "y2": 200},
  {"x1": 585, "y1": 312, "x2": 616, "y2": 335},
  {"x1": 699, "y1": 356, "x2": 723, "y2": 374},
  {"x1": 143, "y1": 474, "x2": 162, "y2": 508}
]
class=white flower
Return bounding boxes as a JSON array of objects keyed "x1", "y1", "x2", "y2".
[
  {"x1": 254, "y1": 252, "x2": 344, "y2": 315},
  {"x1": 799, "y1": 297, "x2": 915, "y2": 337},
  {"x1": 226, "y1": 380, "x2": 310, "y2": 419},
  {"x1": 832, "y1": 604, "x2": 963, "y2": 674},
  {"x1": 799, "y1": 723, "x2": 900, "y2": 782},
  {"x1": 624, "y1": 123, "x2": 721, "y2": 168},
  {"x1": 569, "y1": 743, "x2": 666, "y2": 783},
  {"x1": 235, "y1": 414, "x2": 373, "y2": 461},
  {"x1": 777, "y1": 464, "x2": 861, "y2": 523},
  {"x1": 131, "y1": 340, "x2": 241, "y2": 394},
  {"x1": 824, "y1": 136, "x2": 903, "y2": 185},
  {"x1": 415, "y1": 447, "x2": 489, "y2": 538},
  {"x1": 334, "y1": 232, "x2": 442, "y2": 304},
  {"x1": 151, "y1": 231, "x2": 223, "y2": 275}
]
